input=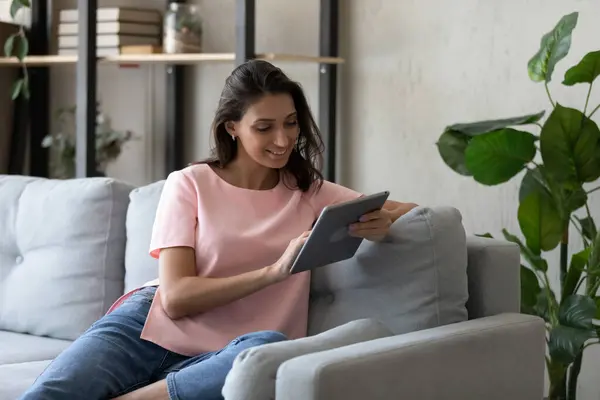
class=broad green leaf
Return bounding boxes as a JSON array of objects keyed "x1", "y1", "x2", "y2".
[
  {"x1": 549, "y1": 325, "x2": 594, "y2": 364},
  {"x1": 11, "y1": 79, "x2": 23, "y2": 100},
  {"x1": 595, "y1": 297, "x2": 600, "y2": 319},
  {"x1": 588, "y1": 232, "x2": 600, "y2": 280},
  {"x1": 9, "y1": 0, "x2": 28, "y2": 19},
  {"x1": 527, "y1": 12, "x2": 579, "y2": 83},
  {"x1": 563, "y1": 186, "x2": 588, "y2": 214},
  {"x1": 563, "y1": 50, "x2": 600, "y2": 86},
  {"x1": 518, "y1": 190, "x2": 564, "y2": 253},
  {"x1": 444, "y1": 111, "x2": 545, "y2": 136},
  {"x1": 540, "y1": 104, "x2": 600, "y2": 184},
  {"x1": 4, "y1": 33, "x2": 16, "y2": 57},
  {"x1": 534, "y1": 289, "x2": 557, "y2": 323},
  {"x1": 436, "y1": 131, "x2": 471, "y2": 176},
  {"x1": 558, "y1": 294, "x2": 596, "y2": 330},
  {"x1": 521, "y1": 265, "x2": 542, "y2": 315},
  {"x1": 465, "y1": 129, "x2": 537, "y2": 185},
  {"x1": 519, "y1": 167, "x2": 549, "y2": 202},
  {"x1": 563, "y1": 247, "x2": 591, "y2": 298},
  {"x1": 502, "y1": 228, "x2": 548, "y2": 272},
  {"x1": 576, "y1": 217, "x2": 597, "y2": 242},
  {"x1": 16, "y1": 35, "x2": 28, "y2": 61}
]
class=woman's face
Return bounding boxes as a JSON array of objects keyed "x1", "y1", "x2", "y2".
[{"x1": 226, "y1": 93, "x2": 300, "y2": 169}]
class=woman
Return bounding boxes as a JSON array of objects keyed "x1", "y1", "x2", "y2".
[{"x1": 21, "y1": 60, "x2": 416, "y2": 400}]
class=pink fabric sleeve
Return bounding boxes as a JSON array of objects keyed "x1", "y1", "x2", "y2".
[
  {"x1": 309, "y1": 180, "x2": 363, "y2": 216},
  {"x1": 149, "y1": 170, "x2": 198, "y2": 259}
]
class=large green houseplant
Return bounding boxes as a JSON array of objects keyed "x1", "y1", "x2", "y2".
[{"x1": 436, "y1": 12, "x2": 600, "y2": 400}]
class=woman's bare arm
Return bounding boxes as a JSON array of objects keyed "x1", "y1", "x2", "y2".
[
  {"x1": 158, "y1": 247, "x2": 277, "y2": 319},
  {"x1": 157, "y1": 230, "x2": 310, "y2": 320}
]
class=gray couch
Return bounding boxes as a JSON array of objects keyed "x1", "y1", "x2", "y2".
[{"x1": 0, "y1": 175, "x2": 546, "y2": 400}]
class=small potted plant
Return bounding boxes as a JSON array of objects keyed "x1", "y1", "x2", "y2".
[{"x1": 41, "y1": 103, "x2": 135, "y2": 179}]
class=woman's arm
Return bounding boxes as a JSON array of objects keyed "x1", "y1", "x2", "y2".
[
  {"x1": 158, "y1": 247, "x2": 274, "y2": 319},
  {"x1": 383, "y1": 200, "x2": 419, "y2": 223},
  {"x1": 158, "y1": 230, "x2": 310, "y2": 320},
  {"x1": 349, "y1": 200, "x2": 418, "y2": 242}
]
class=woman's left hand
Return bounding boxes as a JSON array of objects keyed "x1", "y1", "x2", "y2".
[{"x1": 348, "y1": 208, "x2": 393, "y2": 242}]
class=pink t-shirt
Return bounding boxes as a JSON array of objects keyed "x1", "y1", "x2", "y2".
[{"x1": 138, "y1": 163, "x2": 361, "y2": 356}]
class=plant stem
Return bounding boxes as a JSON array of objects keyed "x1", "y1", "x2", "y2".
[
  {"x1": 560, "y1": 227, "x2": 569, "y2": 293},
  {"x1": 587, "y1": 186, "x2": 600, "y2": 195},
  {"x1": 546, "y1": 82, "x2": 556, "y2": 107},
  {"x1": 590, "y1": 103, "x2": 600, "y2": 118},
  {"x1": 584, "y1": 83, "x2": 593, "y2": 115}
]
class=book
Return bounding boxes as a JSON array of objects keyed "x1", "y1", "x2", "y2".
[
  {"x1": 58, "y1": 21, "x2": 161, "y2": 36},
  {"x1": 58, "y1": 47, "x2": 121, "y2": 56},
  {"x1": 58, "y1": 34, "x2": 160, "y2": 48},
  {"x1": 59, "y1": 7, "x2": 161, "y2": 24}
]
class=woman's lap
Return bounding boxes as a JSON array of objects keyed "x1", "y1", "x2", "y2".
[{"x1": 18, "y1": 286, "x2": 288, "y2": 400}]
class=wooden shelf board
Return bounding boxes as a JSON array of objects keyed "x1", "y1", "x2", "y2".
[{"x1": 0, "y1": 53, "x2": 345, "y2": 66}]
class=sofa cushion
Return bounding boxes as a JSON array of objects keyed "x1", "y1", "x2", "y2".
[
  {"x1": 308, "y1": 206, "x2": 469, "y2": 336},
  {"x1": 222, "y1": 318, "x2": 392, "y2": 400},
  {"x1": 0, "y1": 175, "x2": 134, "y2": 340},
  {"x1": 0, "y1": 331, "x2": 71, "y2": 364},
  {"x1": 0, "y1": 360, "x2": 52, "y2": 400},
  {"x1": 124, "y1": 180, "x2": 165, "y2": 292}
]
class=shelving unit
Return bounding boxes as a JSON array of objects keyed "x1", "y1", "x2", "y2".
[{"x1": 3, "y1": 0, "x2": 342, "y2": 182}]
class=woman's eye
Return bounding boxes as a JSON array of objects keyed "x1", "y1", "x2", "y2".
[
  {"x1": 256, "y1": 126, "x2": 270, "y2": 132},
  {"x1": 286, "y1": 120, "x2": 298, "y2": 127}
]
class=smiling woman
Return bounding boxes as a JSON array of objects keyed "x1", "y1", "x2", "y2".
[{"x1": 19, "y1": 59, "x2": 417, "y2": 400}]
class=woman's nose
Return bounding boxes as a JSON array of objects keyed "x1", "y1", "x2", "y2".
[{"x1": 273, "y1": 131, "x2": 289, "y2": 147}]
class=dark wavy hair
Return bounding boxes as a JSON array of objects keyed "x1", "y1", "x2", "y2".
[{"x1": 196, "y1": 59, "x2": 324, "y2": 192}]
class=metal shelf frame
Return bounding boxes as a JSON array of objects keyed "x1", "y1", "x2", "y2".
[{"x1": 11, "y1": 0, "x2": 341, "y2": 182}]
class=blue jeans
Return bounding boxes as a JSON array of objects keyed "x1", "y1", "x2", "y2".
[{"x1": 19, "y1": 286, "x2": 287, "y2": 400}]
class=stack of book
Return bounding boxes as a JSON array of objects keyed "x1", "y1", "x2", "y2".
[{"x1": 57, "y1": 7, "x2": 162, "y2": 56}]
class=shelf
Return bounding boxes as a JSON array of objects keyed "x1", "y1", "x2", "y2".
[{"x1": 0, "y1": 53, "x2": 345, "y2": 67}]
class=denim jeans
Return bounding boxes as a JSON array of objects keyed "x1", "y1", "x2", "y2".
[{"x1": 19, "y1": 286, "x2": 287, "y2": 400}]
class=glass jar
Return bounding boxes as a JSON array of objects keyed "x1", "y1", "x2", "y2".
[{"x1": 163, "y1": 3, "x2": 203, "y2": 54}]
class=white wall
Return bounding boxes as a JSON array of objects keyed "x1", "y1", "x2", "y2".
[
  {"x1": 45, "y1": 0, "x2": 600, "y2": 397},
  {"x1": 341, "y1": 1, "x2": 600, "y2": 399}
]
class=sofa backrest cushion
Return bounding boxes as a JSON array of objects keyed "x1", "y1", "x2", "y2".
[
  {"x1": 308, "y1": 206, "x2": 469, "y2": 336},
  {"x1": 124, "y1": 180, "x2": 165, "y2": 292},
  {"x1": 0, "y1": 175, "x2": 134, "y2": 340}
]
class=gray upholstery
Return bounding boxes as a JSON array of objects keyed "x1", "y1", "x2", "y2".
[
  {"x1": 0, "y1": 174, "x2": 546, "y2": 400},
  {"x1": 275, "y1": 313, "x2": 546, "y2": 400},
  {"x1": 465, "y1": 236, "x2": 520, "y2": 318},
  {"x1": 0, "y1": 175, "x2": 134, "y2": 341},
  {"x1": 222, "y1": 319, "x2": 392, "y2": 400},
  {"x1": 124, "y1": 180, "x2": 164, "y2": 292},
  {"x1": 0, "y1": 360, "x2": 51, "y2": 400},
  {"x1": 0, "y1": 331, "x2": 71, "y2": 364},
  {"x1": 308, "y1": 206, "x2": 469, "y2": 336}
]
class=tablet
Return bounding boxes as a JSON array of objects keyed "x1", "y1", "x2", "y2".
[{"x1": 290, "y1": 190, "x2": 390, "y2": 274}]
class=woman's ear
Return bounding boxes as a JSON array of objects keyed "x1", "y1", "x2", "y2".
[{"x1": 224, "y1": 121, "x2": 236, "y2": 135}]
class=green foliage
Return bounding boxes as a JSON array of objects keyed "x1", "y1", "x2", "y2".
[
  {"x1": 3, "y1": 0, "x2": 31, "y2": 100},
  {"x1": 41, "y1": 104, "x2": 135, "y2": 179},
  {"x1": 436, "y1": 11, "x2": 600, "y2": 400}
]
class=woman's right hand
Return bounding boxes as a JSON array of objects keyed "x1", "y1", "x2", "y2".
[{"x1": 266, "y1": 230, "x2": 311, "y2": 283}]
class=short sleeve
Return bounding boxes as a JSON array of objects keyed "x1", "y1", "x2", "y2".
[
  {"x1": 309, "y1": 180, "x2": 363, "y2": 216},
  {"x1": 149, "y1": 170, "x2": 198, "y2": 259}
]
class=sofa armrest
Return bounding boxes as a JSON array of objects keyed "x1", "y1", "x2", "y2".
[
  {"x1": 466, "y1": 236, "x2": 520, "y2": 318},
  {"x1": 275, "y1": 313, "x2": 545, "y2": 400}
]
